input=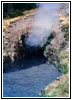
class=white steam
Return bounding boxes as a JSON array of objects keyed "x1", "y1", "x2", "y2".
[{"x1": 25, "y1": 3, "x2": 60, "y2": 47}]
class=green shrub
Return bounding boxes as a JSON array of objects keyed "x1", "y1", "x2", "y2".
[
  {"x1": 9, "y1": 10, "x2": 23, "y2": 18},
  {"x1": 3, "y1": 3, "x2": 37, "y2": 18},
  {"x1": 42, "y1": 33, "x2": 54, "y2": 51},
  {"x1": 47, "y1": 92, "x2": 57, "y2": 97},
  {"x1": 41, "y1": 89, "x2": 57, "y2": 97},
  {"x1": 62, "y1": 64, "x2": 68, "y2": 74}
]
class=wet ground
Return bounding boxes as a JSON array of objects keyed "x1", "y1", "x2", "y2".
[{"x1": 3, "y1": 56, "x2": 61, "y2": 97}]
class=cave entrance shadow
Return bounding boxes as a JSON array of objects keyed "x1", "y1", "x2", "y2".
[{"x1": 3, "y1": 53, "x2": 48, "y2": 73}]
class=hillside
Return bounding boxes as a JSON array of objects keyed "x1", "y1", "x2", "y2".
[
  {"x1": 3, "y1": 3, "x2": 69, "y2": 97},
  {"x1": 41, "y1": 4, "x2": 69, "y2": 97}
]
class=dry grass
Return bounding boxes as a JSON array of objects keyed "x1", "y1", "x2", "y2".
[
  {"x1": 42, "y1": 49, "x2": 69, "y2": 97},
  {"x1": 59, "y1": 15, "x2": 69, "y2": 25},
  {"x1": 23, "y1": 8, "x2": 38, "y2": 16},
  {"x1": 3, "y1": 26, "x2": 8, "y2": 32},
  {"x1": 3, "y1": 8, "x2": 38, "y2": 32},
  {"x1": 42, "y1": 73, "x2": 69, "y2": 97},
  {"x1": 3, "y1": 16, "x2": 22, "y2": 32},
  {"x1": 42, "y1": 5, "x2": 69, "y2": 97},
  {"x1": 60, "y1": 50, "x2": 69, "y2": 68}
]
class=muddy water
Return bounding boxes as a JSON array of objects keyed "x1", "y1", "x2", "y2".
[{"x1": 3, "y1": 56, "x2": 61, "y2": 97}]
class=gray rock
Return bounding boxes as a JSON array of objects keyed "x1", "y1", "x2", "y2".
[
  {"x1": 38, "y1": 92, "x2": 41, "y2": 96},
  {"x1": 3, "y1": 52, "x2": 7, "y2": 57},
  {"x1": 56, "y1": 77, "x2": 60, "y2": 80},
  {"x1": 5, "y1": 41, "x2": 8, "y2": 44}
]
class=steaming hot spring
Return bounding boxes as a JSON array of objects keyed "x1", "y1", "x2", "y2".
[
  {"x1": 20, "y1": 4, "x2": 58, "y2": 54},
  {"x1": 21, "y1": 26, "x2": 52, "y2": 54}
]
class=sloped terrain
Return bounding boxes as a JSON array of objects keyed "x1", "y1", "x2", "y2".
[
  {"x1": 3, "y1": 3, "x2": 69, "y2": 98},
  {"x1": 42, "y1": 4, "x2": 69, "y2": 97},
  {"x1": 3, "y1": 9, "x2": 37, "y2": 66}
]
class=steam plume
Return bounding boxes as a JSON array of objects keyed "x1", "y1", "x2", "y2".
[{"x1": 25, "y1": 3, "x2": 60, "y2": 47}]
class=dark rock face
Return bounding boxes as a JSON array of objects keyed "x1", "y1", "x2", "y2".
[{"x1": 25, "y1": 46, "x2": 43, "y2": 57}]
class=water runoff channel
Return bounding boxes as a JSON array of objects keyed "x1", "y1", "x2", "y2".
[{"x1": 3, "y1": 32, "x2": 62, "y2": 97}]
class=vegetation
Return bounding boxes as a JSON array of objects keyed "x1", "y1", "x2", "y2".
[
  {"x1": 42, "y1": 33, "x2": 54, "y2": 51},
  {"x1": 41, "y1": 73, "x2": 69, "y2": 97},
  {"x1": 42, "y1": 3, "x2": 69, "y2": 97},
  {"x1": 3, "y1": 3, "x2": 69, "y2": 97},
  {"x1": 3, "y1": 3, "x2": 37, "y2": 18}
]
